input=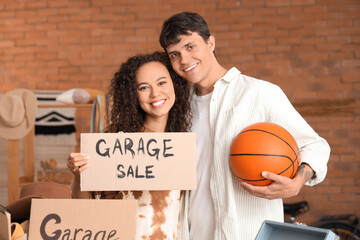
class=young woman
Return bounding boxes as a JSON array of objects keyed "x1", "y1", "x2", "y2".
[{"x1": 67, "y1": 51, "x2": 191, "y2": 240}]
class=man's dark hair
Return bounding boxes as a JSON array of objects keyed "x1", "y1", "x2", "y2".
[{"x1": 159, "y1": 12, "x2": 211, "y2": 50}]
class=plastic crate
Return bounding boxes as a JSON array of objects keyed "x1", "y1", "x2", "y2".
[{"x1": 255, "y1": 220, "x2": 339, "y2": 240}]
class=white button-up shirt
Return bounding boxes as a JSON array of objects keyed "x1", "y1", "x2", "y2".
[{"x1": 177, "y1": 67, "x2": 330, "y2": 240}]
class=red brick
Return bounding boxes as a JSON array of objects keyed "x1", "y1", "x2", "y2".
[
  {"x1": 291, "y1": 0, "x2": 315, "y2": 5},
  {"x1": 102, "y1": 6, "x2": 126, "y2": 13},
  {"x1": 302, "y1": 37, "x2": 326, "y2": 45},
  {"x1": 304, "y1": 5, "x2": 327, "y2": 13},
  {"x1": 252, "y1": 38, "x2": 276, "y2": 46},
  {"x1": 342, "y1": 59, "x2": 360, "y2": 67},
  {"x1": 266, "y1": 0, "x2": 290, "y2": 7},
  {"x1": 254, "y1": 8, "x2": 278, "y2": 15},
  {"x1": 25, "y1": 1, "x2": 46, "y2": 9},
  {"x1": 278, "y1": 37, "x2": 301, "y2": 44},
  {"x1": 317, "y1": 28, "x2": 340, "y2": 36},
  {"x1": 4, "y1": 17, "x2": 25, "y2": 26},
  {"x1": 318, "y1": 44, "x2": 342, "y2": 51},
  {"x1": 300, "y1": 52, "x2": 329, "y2": 60},
  {"x1": 58, "y1": 7, "x2": 83, "y2": 15},
  {"x1": 0, "y1": 11, "x2": 15, "y2": 18},
  {"x1": 240, "y1": 0, "x2": 266, "y2": 8},
  {"x1": 35, "y1": 23, "x2": 56, "y2": 31},
  {"x1": 268, "y1": 45, "x2": 292, "y2": 52},
  {"x1": 292, "y1": 45, "x2": 316, "y2": 52},
  {"x1": 303, "y1": 20, "x2": 327, "y2": 28},
  {"x1": 47, "y1": 60, "x2": 69, "y2": 68},
  {"x1": 0, "y1": 40, "x2": 14, "y2": 47},
  {"x1": 11, "y1": 68, "x2": 36, "y2": 76},
  {"x1": 47, "y1": 15, "x2": 69, "y2": 23},
  {"x1": 343, "y1": 186, "x2": 360, "y2": 194},
  {"x1": 5, "y1": 2, "x2": 25, "y2": 11},
  {"x1": 37, "y1": 67, "x2": 58, "y2": 75},
  {"x1": 194, "y1": 3, "x2": 217, "y2": 11},
  {"x1": 255, "y1": 53, "x2": 280, "y2": 61},
  {"x1": 328, "y1": 4, "x2": 360, "y2": 12},
  {"x1": 278, "y1": 21, "x2": 303, "y2": 29},
  {"x1": 47, "y1": 1, "x2": 70, "y2": 8},
  {"x1": 218, "y1": 1, "x2": 240, "y2": 8},
  {"x1": 326, "y1": 83, "x2": 353, "y2": 91},
  {"x1": 27, "y1": 61, "x2": 47, "y2": 68},
  {"x1": 315, "y1": 185, "x2": 342, "y2": 194},
  {"x1": 5, "y1": 61, "x2": 25, "y2": 68},
  {"x1": 230, "y1": 54, "x2": 254, "y2": 63},
  {"x1": 135, "y1": 28, "x2": 157, "y2": 36},
  {"x1": 290, "y1": 28, "x2": 316, "y2": 37},
  {"x1": 59, "y1": 36, "x2": 80, "y2": 44},
  {"x1": 353, "y1": 36, "x2": 360, "y2": 43},
  {"x1": 37, "y1": 52, "x2": 58, "y2": 60},
  {"x1": 278, "y1": 6, "x2": 303, "y2": 14},
  {"x1": 26, "y1": 16, "x2": 47, "y2": 23},
  {"x1": 229, "y1": 9, "x2": 254, "y2": 16},
  {"x1": 36, "y1": 81, "x2": 59, "y2": 90},
  {"x1": 15, "y1": 10, "x2": 35, "y2": 18},
  {"x1": 14, "y1": 53, "x2": 36, "y2": 61},
  {"x1": 16, "y1": 38, "x2": 38, "y2": 46},
  {"x1": 25, "y1": 30, "x2": 46, "y2": 38}
]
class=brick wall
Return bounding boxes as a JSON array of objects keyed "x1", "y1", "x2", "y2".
[{"x1": 1, "y1": 0, "x2": 359, "y2": 225}]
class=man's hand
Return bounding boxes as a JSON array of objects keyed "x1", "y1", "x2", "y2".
[{"x1": 240, "y1": 163, "x2": 315, "y2": 200}]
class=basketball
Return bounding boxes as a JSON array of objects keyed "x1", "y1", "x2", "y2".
[{"x1": 229, "y1": 122, "x2": 300, "y2": 186}]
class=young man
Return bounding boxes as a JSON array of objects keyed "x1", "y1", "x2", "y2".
[{"x1": 159, "y1": 12, "x2": 330, "y2": 239}]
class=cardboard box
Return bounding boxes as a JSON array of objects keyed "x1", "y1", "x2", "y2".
[
  {"x1": 0, "y1": 205, "x2": 27, "y2": 240},
  {"x1": 0, "y1": 205, "x2": 11, "y2": 240},
  {"x1": 2, "y1": 198, "x2": 137, "y2": 240},
  {"x1": 37, "y1": 168, "x2": 73, "y2": 185},
  {"x1": 28, "y1": 199, "x2": 137, "y2": 240},
  {"x1": 255, "y1": 220, "x2": 339, "y2": 240}
]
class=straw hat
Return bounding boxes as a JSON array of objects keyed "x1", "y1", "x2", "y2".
[
  {"x1": 0, "y1": 89, "x2": 38, "y2": 140},
  {"x1": 6, "y1": 182, "x2": 72, "y2": 222}
]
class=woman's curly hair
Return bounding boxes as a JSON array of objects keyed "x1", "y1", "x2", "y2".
[{"x1": 106, "y1": 51, "x2": 191, "y2": 133}]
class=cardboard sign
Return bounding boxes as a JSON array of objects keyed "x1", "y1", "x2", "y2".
[
  {"x1": 29, "y1": 199, "x2": 137, "y2": 240},
  {"x1": 80, "y1": 132, "x2": 196, "y2": 191}
]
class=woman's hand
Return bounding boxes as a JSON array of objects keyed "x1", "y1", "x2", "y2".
[
  {"x1": 67, "y1": 153, "x2": 92, "y2": 199},
  {"x1": 67, "y1": 153, "x2": 90, "y2": 175}
]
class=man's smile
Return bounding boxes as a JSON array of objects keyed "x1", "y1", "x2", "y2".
[{"x1": 184, "y1": 63, "x2": 198, "y2": 72}]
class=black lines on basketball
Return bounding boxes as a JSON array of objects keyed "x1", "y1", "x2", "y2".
[{"x1": 240, "y1": 128, "x2": 298, "y2": 160}]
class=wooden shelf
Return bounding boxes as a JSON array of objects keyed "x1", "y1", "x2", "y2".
[
  {"x1": 38, "y1": 103, "x2": 93, "y2": 108},
  {"x1": 8, "y1": 103, "x2": 94, "y2": 204}
]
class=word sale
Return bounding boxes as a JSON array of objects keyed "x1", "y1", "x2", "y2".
[{"x1": 117, "y1": 164, "x2": 154, "y2": 179}]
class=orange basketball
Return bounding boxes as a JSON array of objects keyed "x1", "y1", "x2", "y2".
[{"x1": 229, "y1": 122, "x2": 300, "y2": 186}]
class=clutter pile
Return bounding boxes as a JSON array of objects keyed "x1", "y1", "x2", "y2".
[{"x1": 1, "y1": 182, "x2": 71, "y2": 240}]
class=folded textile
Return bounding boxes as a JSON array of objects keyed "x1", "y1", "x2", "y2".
[{"x1": 34, "y1": 90, "x2": 76, "y2": 138}]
